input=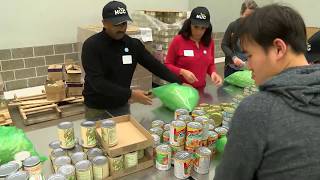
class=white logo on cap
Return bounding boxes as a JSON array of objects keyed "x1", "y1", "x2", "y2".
[
  {"x1": 307, "y1": 43, "x2": 311, "y2": 52},
  {"x1": 196, "y1": 13, "x2": 206, "y2": 20},
  {"x1": 114, "y1": 7, "x2": 126, "y2": 15}
]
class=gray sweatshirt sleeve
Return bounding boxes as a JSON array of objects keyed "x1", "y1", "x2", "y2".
[{"x1": 214, "y1": 95, "x2": 268, "y2": 180}]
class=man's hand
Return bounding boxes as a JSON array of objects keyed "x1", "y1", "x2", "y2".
[
  {"x1": 180, "y1": 69, "x2": 199, "y2": 84},
  {"x1": 233, "y1": 56, "x2": 245, "y2": 67},
  {"x1": 211, "y1": 72, "x2": 223, "y2": 86},
  {"x1": 129, "y1": 89, "x2": 152, "y2": 105}
]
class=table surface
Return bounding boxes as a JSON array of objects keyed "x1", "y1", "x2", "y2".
[{"x1": 26, "y1": 83, "x2": 243, "y2": 179}]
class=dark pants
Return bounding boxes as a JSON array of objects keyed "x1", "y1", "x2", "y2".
[
  {"x1": 224, "y1": 65, "x2": 241, "y2": 78},
  {"x1": 85, "y1": 104, "x2": 130, "y2": 121}
]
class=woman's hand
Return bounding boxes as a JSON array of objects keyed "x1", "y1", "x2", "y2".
[
  {"x1": 211, "y1": 72, "x2": 223, "y2": 86},
  {"x1": 180, "y1": 69, "x2": 199, "y2": 84}
]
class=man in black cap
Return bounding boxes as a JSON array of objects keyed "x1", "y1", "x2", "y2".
[
  {"x1": 306, "y1": 31, "x2": 320, "y2": 64},
  {"x1": 81, "y1": 1, "x2": 182, "y2": 119}
]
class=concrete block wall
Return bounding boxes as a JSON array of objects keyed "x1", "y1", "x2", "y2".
[
  {"x1": 213, "y1": 32, "x2": 225, "y2": 58},
  {"x1": 0, "y1": 43, "x2": 80, "y2": 91}
]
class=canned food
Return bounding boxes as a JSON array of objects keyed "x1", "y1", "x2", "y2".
[
  {"x1": 200, "y1": 139, "x2": 208, "y2": 147},
  {"x1": 124, "y1": 151, "x2": 138, "y2": 169},
  {"x1": 191, "y1": 110, "x2": 205, "y2": 120},
  {"x1": 80, "y1": 121, "x2": 97, "y2": 148},
  {"x1": 67, "y1": 144, "x2": 83, "y2": 157},
  {"x1": 194, "y1": 147, "x2": 211, "y2": 174},
  {"x1": 174, "y1": 109, "x2": 189, "y2": 120},
  {"x1": 58, "y1": 164, "x2": 76, "y2": 180},
  {"x1": 5, "y1": 171, "x2": 29, "y2": 180},
  {"x1": 101, "y1": 119, "x2": 118, "y2": 147},
  {"x1": 210, "y1": 112, "x2": 223, "y2": 127},
  {"x1": 47, "y1": 174, "x2": 66, "y2": 180},
  {"x1": 49, "y1": 140, "x2": 61, "y2": 153},
  {"x1": 71, "y1": 152, "x2": 87, "y2": 165},
  {"x1": 207, "y1": 131, "x2": 219, "y2": 149},
  {"x1": 87, "y1": 148, "x2": 103, "y2": 161},
  {"x1": 58, "y1": 122, "x2": 75, "y2": 149},
  {"x1": 51, "y1": 148, "x2": 67, "y2": 162},
  {"x1": 186, "y1": 122, "x2": 202, "y2": 148},
  {"x1": 194, "y1": 116, "x2": 209, "y2": 140},
  {"x1": 151, "y1": 134, "x2": 161, "y2": 157},
  {"x1": 162, "y1": 131, "x2": 170, "y2": 144},
  {"x1": 108, "y1": 155, "x2": 124, "y2": 174},
  {"x1": 14, "y1": 151, "x2": 31, "y2": 162},
  {"x1": 138, "y1": 149, "x2": 144, "y2": 160},
  {"x1": 155, "y1": 144, "x2": 171, "y2": 171},
  {"x1": 177, "y1": 115, "x2": 193, "y2": 124},
  {"x1": 53, "y1": 156, "x2": 71, "y2": 173},
  {"x1": 215, "y1": 127, "x2": 228, "y2": 137},
  {"x1": 92, "y1": 156, "x2": 109, "y2": 179},
  {"x1": 75, "y1": 160, "x2": 93, "y2": 180},
  {"x1": 163, "y1": 124, "x2": 170, "y2": 131},
  {"x1": 170, "y1": 145, "x2": 184, "y2": 165},
  {"x1": 169, "y1": 121, "x2": 186, "y2": 146},
  {"x1": 149, "y1": 127, "x2": 163, "y2": 142},
  {"x1": 174, "y1": 151, "x2": 192, "y2": 179},
  {"x1": 151, "y1": 120, "x2": 165, "y2": 129},
  {"x1": 23, "y1": 156, "x2": 44, "y2": 179},
  {"x1": 184, "y1": 146, "x2": 196, "y2": 154},
  {"x1": 0, "y1": 162, "x2": 19, "y2": 179},
  {"x1": 208, "y1": 124, "x2": 215, "y2": 131},
  {"x1": 7, "y1": 161, "x2": 22, "y2": 170}
]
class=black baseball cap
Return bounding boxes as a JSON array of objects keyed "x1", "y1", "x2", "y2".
[
  {"x1": 189, "y1": 7, "x2": 211, "y2": 28},
  {"x1": 102, "y1": 1, "x2": 132, "y2": 25},
  {"x1": 306, "y1": 31, "x2": 320, "y2": 63}
]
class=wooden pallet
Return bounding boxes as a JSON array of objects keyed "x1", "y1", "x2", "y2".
[
  {"x1": 9, "y1": 93, "x2": 84, "y2": 125},
  {"x1": 0, "y1": 109, "x2": 13, "y2": 126}
]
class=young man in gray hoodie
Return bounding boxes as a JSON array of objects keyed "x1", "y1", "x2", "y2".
[{"x1": 214, "y1": 4, "x2": 320, "y2": 180}]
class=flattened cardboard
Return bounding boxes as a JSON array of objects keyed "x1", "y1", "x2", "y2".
[{"x1": 97, "y1": 115, "x2": 153, "y2": 158}]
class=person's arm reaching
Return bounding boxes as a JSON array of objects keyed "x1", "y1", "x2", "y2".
[{"x1": 221, "y1": 22, "x2": 236, "y2": 65}]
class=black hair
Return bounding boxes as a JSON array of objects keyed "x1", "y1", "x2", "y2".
[
  {"x1": 239, "y1": 4, "x2": 307, "y2": 54},
  {"x1": 240, "y1": 0, "x2": 258, "y2": 15},
  {"x1": 178, "y1": 19, "x2": 213, "y2": 47}
]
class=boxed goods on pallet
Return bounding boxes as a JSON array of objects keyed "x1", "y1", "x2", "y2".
[
  {"x1": 47, "y1": 64, "x2": 65, "y2": 81},
  {"x1": 66, "y1": 83, "x2": 83, "y2": 97},
  {"x1": 65, "y1": 64, "x2": 82, "y2": 83},
  {"x1": 45, "y1": 80, "x2": 66, "y2": 101}
]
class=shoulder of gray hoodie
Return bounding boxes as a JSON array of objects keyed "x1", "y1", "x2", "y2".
[{"x1": 214, "y1": 65, "x2": 320, "y2": 180}]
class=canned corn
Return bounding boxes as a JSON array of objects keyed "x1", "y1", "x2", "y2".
[
  {"x1": 71, "y1": 152, "x2": 87, "y2": 165},
  {"x1": 138, "y1": 149, "x2": 144, "y2": 160},
  {"x1": 49, "y1": 140, "x2": 61, "y2": 153},
  {"x1": 58, "y1": 164, "x2": 76, "y2": 180},
  {"x1": 57, "y1": 122, "x2": 75, "y2": 149},
  {"x1": 101, "y1": 119, "x2": 118, "y2": 147},
  {"x1": 174, "y1": 151, "x2": 192, "y2": 179},
  {"x1": 87, "y1": 148, "x2": 103, "y2": 161},
  {"x1": 191, "y1": 110, "x2": 205, "y2": 120},
  {"x1": 174, "y1": 109, "x2": 189, "y2": 120},
  {"x1": 155, "y1": 144, "x2": 171, "y2": 171},
  {"x1": 23, "y1": 156, "x2": 44, "y2": 180},
  {"x1": 53, "y1": 156, "x2": 71, "y2": 173},
  {"x1": 5, "y1": 171, "x2": 29, "y2": 180},
  {"x1": 51, "y1": 148, "x2": 67, "y2": 162},
  {"x1": 75, "y1": 160, "x2": 93, "y2": 180},
  {"x1": 0, "y1": 162, "x2": 19, "y2": 179},
  {"x1": 47, "y1": 174, "x2": 66, "y2": 180},
  {"x1": 80, "y1": 121, "x2": 97, "y2": 148},
  {"x1": 108, "y1": 155, "x2": 124, "y2": 174},
  {"x1": 67, "y1": 144, "x2": 83, "y2": 157},
  {"x1": 194, "y1": 147, "x2": 211, "y2": 174},
  {"x1": 169, "y1": 121, "x2": 186, "y2": 146},
  {"x1": 124, "y1": 151, "x2": 138, "y2": 169},
  {"x1": 92, "y1": 156, "x2": 109, "y2": 180}
]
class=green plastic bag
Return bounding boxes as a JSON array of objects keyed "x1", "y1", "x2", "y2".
[
  {"x1": 224, "y1": 70, "x2": 255, "y2": 88},
  {"x1": 152, "y1": 83, "x2": 199, "y2": 111},
  {"x1": 0, "y1": 126, "x2": 46, "y2": 165},
  {"x1": 216, "y1": 135, "x2": 228, "y2": 153}
]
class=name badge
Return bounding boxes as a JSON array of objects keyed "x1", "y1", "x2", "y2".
[
  {"x1": 184, "y1": 50, "x2": 194, "y2": 57},
  {"x1": 122, "y1": 55, "x2": 132, "y2": 64}
]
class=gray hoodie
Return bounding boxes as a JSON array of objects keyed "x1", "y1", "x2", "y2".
[{"x1": 214, "y1": 65, "x2": 320, "y2": 180}]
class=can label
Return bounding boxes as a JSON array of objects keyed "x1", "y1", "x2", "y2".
[
  {"x1": 125, "y1": 152, "x2": 138, "y2": 168},
  {"x1": 201, "y1": 139, "x2": 208, "y2": 147},
  {"x1": 109, "y1": 156, "x2": 124, "y2": 174},
  {"x1": 102, "y1": 127, "x2": 117, "y2": 147},
  {"x1": 194, "y1": 154, "x2": 210, "y2": 174},
  {"x1": 163, "y1": 133, "x2": 169, "y2": 144},
  {"x1": 174, "y1": 159, "x2": 192, "y2": 179},
  {"x1": 186, "y1": 127, "x2": 202, "y2": 147},
  {"x1": 58, "y1": 128, "x2": 75, "y2": 149},
  {"x1": 76, "y1": 169, "x2": 92, "y2": 180},
  {"x1": 170, "y1": 125, "x2": 185, "y2": 146},
  {"x1": 81, "y1": 126, "x2": 96, "y2": 148},
  {"x1": 156, "y1": 151, "x2": 171, "y2": 170},
  {"x1": 170, "y1": 145, "x2": 184, "y2": 164},
  {"x1": 93, "y1": 164, "x2": 109, "y2": 180},
  {"x1": 185, "y1": 146, "x2": 196, "y2": 154}
]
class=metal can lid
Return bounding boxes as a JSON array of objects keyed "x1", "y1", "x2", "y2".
[
  {"x1": 187, "y1": 121, "x2": 202, "y2": 129},
  {"x1": 87, "y1": 148, "x2": 103, "y2": 159},
  {"x1": 47, "y1": 174, "x2": 66, "y2": 180},
  {"x1": 71, "y1": 152, "x2": 87, "y2": 163},
  {"x1": 156, "y1": 144, "x2": 171, "y2": 153},
  {"x1": 151, "y1": 134, "x2": 160, "y2": 142},
  {"x1": 175, "y1": 108, "x2": 189, "y2": 114},
  {"x1": 14, "y1": 151, "x2": 31, "y2": 162},
  {"x1": 49, "y1": 140, "x2": 61, "y2": 150},
  {"x1": 75, "y1": 160, "x2": 92, "y2": 171},
  {"x1": 58, "y1": 121, "x2": 73, "y2": 129},
  {"x1": 151, "y1": 120, "x2": 164, "y2": 127},
  {"x1": 196, "y1": 147, "x2": 212, "y2": 156},
  {"x1": 22, "y1": 156, "x2": 40, "y2": 167},
  {"x1": 171, "y1": 120, "x2": 186, "y2": 127},
  {"x1": 54, "y1": 156, "x2": 71, "y2": 166},
  {"x1": 163, "y1": 130, "x2": 170, "y2": 137},
  {"x1": 163, "y1": 124, "x2": 170, "y2": 131},
  {"x1": 80, "y1": 121, "x2": 95, "y2": 127},
  {"x1": 101, "y1": 119, "x2": 116, "y2": 128},
  {"x1": 5, "y1": 171, "x2": 29, "y2": 180},
  {"x1": 194, "y1": 116, "x2": 209, "y2": 123},
  {"x1": 0, "y1": 162, "x2": 19, "y2": 177},
  {"x1": 215, "y1": 127, "x2": 228, "y2": 135},
  {"x1": 175, "y1": 151, "x2": 191, "y2": 160},
  {"x1": 57, "y1": 164, "x2": 75, "y2": 176},
  {"x1": 208, "y1": 131, "x2": 219, "y2": 138},
  {"x1": 92, "y1": 156, "x2": 108, "y2": 166},
  {"x1": 51, "y1": 148, "x2": 66, "y2": 158},
  {"x1": 177, "y1": 115, "x2": 192, "y2": 122},
  {"x1": 192, "y1": 110, "x2": 205, "y2": 115},
  {"x1": 208, "y1": 124, "x2": 215, "y2": 131}
]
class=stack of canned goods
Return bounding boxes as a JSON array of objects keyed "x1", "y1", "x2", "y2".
[
  {"x1": 243, "y1": 85, "x2": 259, "y2": 97},
  {"x1": 101, "y1": 119, "x2": 118, "y2": 148}
]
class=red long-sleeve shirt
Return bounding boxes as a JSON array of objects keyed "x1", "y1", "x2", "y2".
[{"x1": 165, "y1": 35, "x2": 216, "y2": 88}]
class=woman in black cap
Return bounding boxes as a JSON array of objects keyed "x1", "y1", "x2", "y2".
[{"x1": 165, "y1": 6, "x2": 222, "y2": 90}]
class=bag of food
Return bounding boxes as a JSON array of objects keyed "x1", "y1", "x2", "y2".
[
  {"x1": 152, "y1": 83, "x2": 199, "y2": 111},
  {"x1": 0, "y1": 126, "x2": 46, "y2": 164},
  {"x1": 224, "y1": 70, "x2": 255, "y2": 88}
]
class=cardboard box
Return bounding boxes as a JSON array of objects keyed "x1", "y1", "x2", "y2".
[
  {"x1": 45, "y1": 80, "x2": 66, "y2": 101},
  {"x1": 65, "y1": 64, "x2": 82, "y2": 82},
  {"x1": 47, "y1": 64, "x2": 64, "y2": 81},
  {"x1": 96, "y1": 115, "x2": 153, "y2": 158},
  {"x1": 66, "y1": 83, "x2": 83, "y2": 97}
]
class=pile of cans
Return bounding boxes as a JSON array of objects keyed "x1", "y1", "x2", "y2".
[{"x1": 150, "y1": 103, "x2": 233, "y2": 179}]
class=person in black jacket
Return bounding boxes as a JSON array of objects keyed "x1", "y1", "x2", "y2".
[
  {"x1": 81, "y1": 1, "x2": 181, "y2": 119},
  {"x1": 221, "y1": 0, "x2": 258, "y2": 77}
]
